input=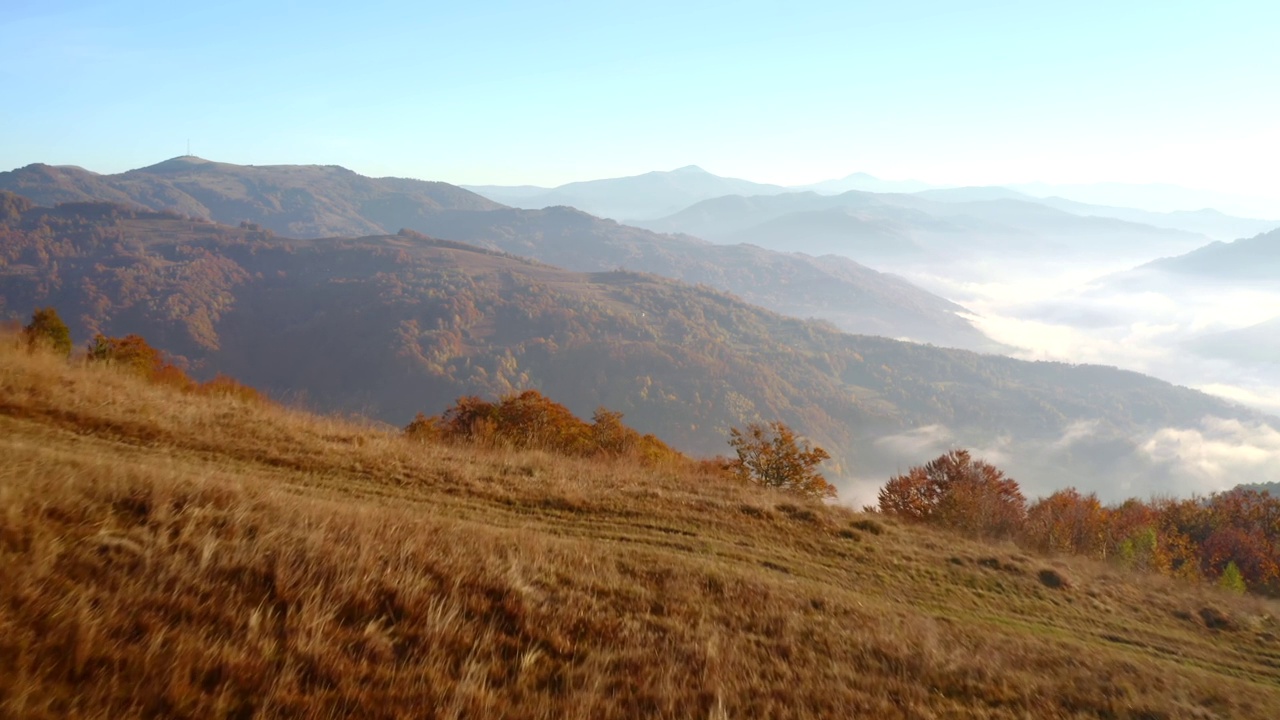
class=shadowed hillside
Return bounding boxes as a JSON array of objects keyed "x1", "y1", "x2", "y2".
[
  {"x1": 0, "y1": 162, "x2": 995, "y2": 350},
  {"x1": 1144, "y1": 228, "x2": 1280, "y2": 280},
  {"x1": 0, "y1": 157, "x2": 501, "y2": 238},
  {"x1": 2, "y1": 335, "x2": 1279, "y2": 717},
  {"x1": 1, "y1": 197, "x2": 1274, "y2": 500},
  {"x1": 463, "y1": 164, "x2": 790, "y2": 221},
  {"x1": 640, "y1": 189, "x2": 1211, "y2": 268}
]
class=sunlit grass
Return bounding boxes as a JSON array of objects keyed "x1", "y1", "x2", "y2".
[{"x1": 2, "y1": 335, "x2": 1279, "y2": 718}]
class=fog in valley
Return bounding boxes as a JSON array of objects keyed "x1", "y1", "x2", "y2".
[{"x1": 467, "y1": 169, "x2": 1280, "y2": 504}]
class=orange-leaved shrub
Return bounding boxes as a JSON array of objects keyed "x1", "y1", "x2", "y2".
[
  {"x1": 878, "y1": 449, "x2": 1025, "y2": 539},
  {"x1": 87, "y1": 333, "x2": 190, "y2": 387},
  {"x1": 879, "y1": 448, "x2": 1280, "y2": 595},
  {"x1": 407, "y1": 390, "x2": 682, "y2": 464},
  {"x1": 727, "y1": 421, "x2": 836, "y2": 500}
]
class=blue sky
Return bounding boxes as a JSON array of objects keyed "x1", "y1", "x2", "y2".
[{"x1": 3, "y1": 0, "x2": 1278, "y2": 199}]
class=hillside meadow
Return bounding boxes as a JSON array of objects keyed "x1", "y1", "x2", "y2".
[
  {"x1": 2, "y1": 336, "x2": 1280, "y2": 718},
  {"x1": 3, "y1": 195, "x2": 1272, "y2": 501}
]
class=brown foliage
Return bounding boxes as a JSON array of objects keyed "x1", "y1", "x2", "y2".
[
  {"x1": 411, "y1": 390, "x2": 682, "y2": 465},
  {"x1": 1024, "y1": 489, "x2": 1106, "y2": 557},
  {"x1": 4, "y1": 332, "x2": 1280, "y2": 718},
  {"x1": 87, "y1": 333, "x2": 179, "y2": 380},
  {"x1": 878, "y1": 449, "x2": 1025, "y2": 539},
  {"x1": 882, "y1": 451, "x2": 1280, "y2": 595},
  {"x1": 22, "y1": 307, "x2": 72, "y2": 357},
  {"x1": 727, "y1": 421, "x2": 836, "y2": 500}
]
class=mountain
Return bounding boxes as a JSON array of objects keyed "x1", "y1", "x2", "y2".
[
  {"x1": 1142, "y1": 228, "x2": 1280, "y2": 280},
  {"x1": 381, "y1": 204, "x2": 990, "y2": 348},
  {"x1": 2, "y1": 197, "x2": 1275, "y2": 500},
  {"x1": 912, "y1": 186, "x2": 1033, "y2": 203},
  {"x1": 1010, "y1": 181, "x2": 1280, "y2": 220},
  {"x1": 8, "y1": 340, "x2": 1280, "y2": 718},
  {"x1": 907, "y1": 186, "x2": 1275, "y2": 241},
  {"x1": 462, "y1": 165, "x2": 791, "y2": 221},
  {"x1": 796, "y1": 171, "x2": 933, "y2": 195},
  {"x1": 0, "y1": 156, "x2": 503, "y2": 238},
  {"x1": 1185, "y1": 317, "x2": 1280, "y2": 365},
  {"x1": 640, "y1": 189, "x2": 1209, "y2": 268},
  {"x1": 1088, "y1": 228, "x2": 1280, "y2": 299},
  {"x1": 1090, "y1": 226, "x2": 1280, "y2": 303},
  {"x1": 1031, "y1": 198, "x2": 1277, "y2": 242},
  {"x1": 0, "y1": 161, "x2": 993, "y2": 350}
]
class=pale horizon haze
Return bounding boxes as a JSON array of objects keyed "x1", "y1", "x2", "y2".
[{"x1": 4, "y1": 0, "x2": 1279, "y2": 214}]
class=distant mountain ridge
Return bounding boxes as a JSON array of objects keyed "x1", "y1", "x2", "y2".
[
  {"x1": 464, "y1": 165, "x2": 791, "y2": 221},
  {"x1": 345, "y1": 204, "x2": 994, "y2": 350},
  {"x1": 0, "y1": 156, "x2": 502, "y2": 238},
  {"x1": 1185, "y1": 318, "x2": 1280, "y2": 365},
  {"x1": 2, "y1": 196, "x2": 1273, "y2": 499},
  {"x1": 1142, "y1": 228, "x2": 1280, "y2": 280},
  {"x1": 0, "y1": 160, "x2": 995, "y2": 350},
  {"x1": 794, "y1": 172, "x2": 933, "y2": 195},
  {"x1": 1011, "y1": 181, "x2": 1280, "y2": 221},
  {"x1": 465, "y1": 167, "x2": 1276, "y2": 240},
  {"x1": 638, "y1": 188, "x2": 1212, "y2": 268}
]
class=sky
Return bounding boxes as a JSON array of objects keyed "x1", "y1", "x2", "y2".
[{"x1": 3, "y1": 0, "x2": 1280, "y2": 207}]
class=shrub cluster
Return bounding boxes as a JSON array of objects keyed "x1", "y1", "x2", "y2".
[
  {"x1": 15, "y1": 307, "x2": 267, "y2": 404},
  {"x1": 879, "y1": 449, "x2": 1280, "y2": 595},
  {"x1": 406, "y1": 390, "x2": 682, "y2": 465},
  {"x1": 726, "y1": 421, "x2": 835, "y2": 500}
]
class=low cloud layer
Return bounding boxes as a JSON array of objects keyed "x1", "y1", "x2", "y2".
[
  {"x1": 909, "y1": 261, "x2": 1280, "y2": 422},
  {"x1": 826, "y1": 250, "x2": 1280, "y2": 505},
  {"x1": 1139, "y1": 417, "x2": 1280, "y2": 496},
  {"x1": 844, "y1": 414, "x2": 1280, "y2": 509}
]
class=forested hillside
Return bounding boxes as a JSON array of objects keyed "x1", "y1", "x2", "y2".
[
  {"x1": 1, "y1": 195, "x2": 1272, "y2": 499},
  {"x1": 0, "y1": 160, "x2": 994, "y2": 349},
  {"x1": 4, "y1": 333, "x2": 1279, "y2": 717}
]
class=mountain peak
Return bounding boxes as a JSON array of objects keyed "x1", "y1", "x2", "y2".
[
  {"x1": 137, "y1": 156, "x2": 217, "y2": 173},
  {"x1": 669, "y1": 165, "x2": 709, "y2": 175}
]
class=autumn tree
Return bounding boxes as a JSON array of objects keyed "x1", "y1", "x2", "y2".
[
  {"x1": 1219, "y1": 561, "x2": 1247, "y2": 594},
  {"x1": 86, "y1": 333, "x2": 191, "y2": 388},
  {"x1": 22, "y1": 307, "x2": 72, "y2": 357},
  {"x1": 87, "y1": 333, "x2": 167, "y2": 376},
  {"x1": 588, "y1": 408, "x2": 636, "y2": 457},
  {"x1": 422, "y1": 391, "x2": 682, "y2": 464},
  {"x1": 727, "y1": 421, "x2": 835, "y2": 500},
  {"x1": 403, "y1": 412, "x2": 440, "y2": 442},
  {"x1": 878, "y1": 449, "x2": 1025, "y2": 539},
  {"x1": 1024, "y1": 488, "x2": 1106, "y2": 557}
]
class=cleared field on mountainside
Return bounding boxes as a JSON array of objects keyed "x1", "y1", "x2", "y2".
[{"x1": 2, "y1": 339, "x2": 1279, "y2": 718}]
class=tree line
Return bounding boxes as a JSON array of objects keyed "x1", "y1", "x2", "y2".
[
  {"x1": 17, "y1": 306, "x2": 265, "y2": 404},
  {"x1": 27, "y1": 306, "x2": 1268, "y2": 595},
  {"x1": 877, "y1": 449, "x2": 1277, "y2": 595}
]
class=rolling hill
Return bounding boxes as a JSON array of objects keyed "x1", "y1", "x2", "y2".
[
  {"x1": 1185, "y1": 317, "x2": 1280, "y2": 365},
  {"x1": 4, "y1": 335, "x2": 1279, "y2": 717},
  {"x1": 0, "y1": 161, "x2": 994, "y2": 350},
  {"x1": 463, "y1": 165, "x2": 790, "y2": 221},
  {"x1": 640, "y1": 190, "x2": 1210, "y2": 268},
  {"x1": 0, "y1": 156, "x2": 502, "y2": 238},
  {"x1": 1087, "y1": 228, "x2": 1280, "y2": 301},
  {"x1": 2, "y1": 196, "x2": 1274, "y2": 500},
  {"x1": 795, "y1": 171, "x2": 933, "y2": 195},
  {"x1": 1143, "y1": 228, "x2": 1280, "y2": 280},
  {"x1": 1031, "y1": 197, "x2": 1277, "y2": 242}
]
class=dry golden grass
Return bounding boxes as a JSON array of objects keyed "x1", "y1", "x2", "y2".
[{"x1": 2, "y1": 336, "x2": 1280, "y2": 718}]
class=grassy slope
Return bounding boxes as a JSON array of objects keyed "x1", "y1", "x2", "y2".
[{"x1": 2, "y1": 341, "x2": 1279, "y2": 719}]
